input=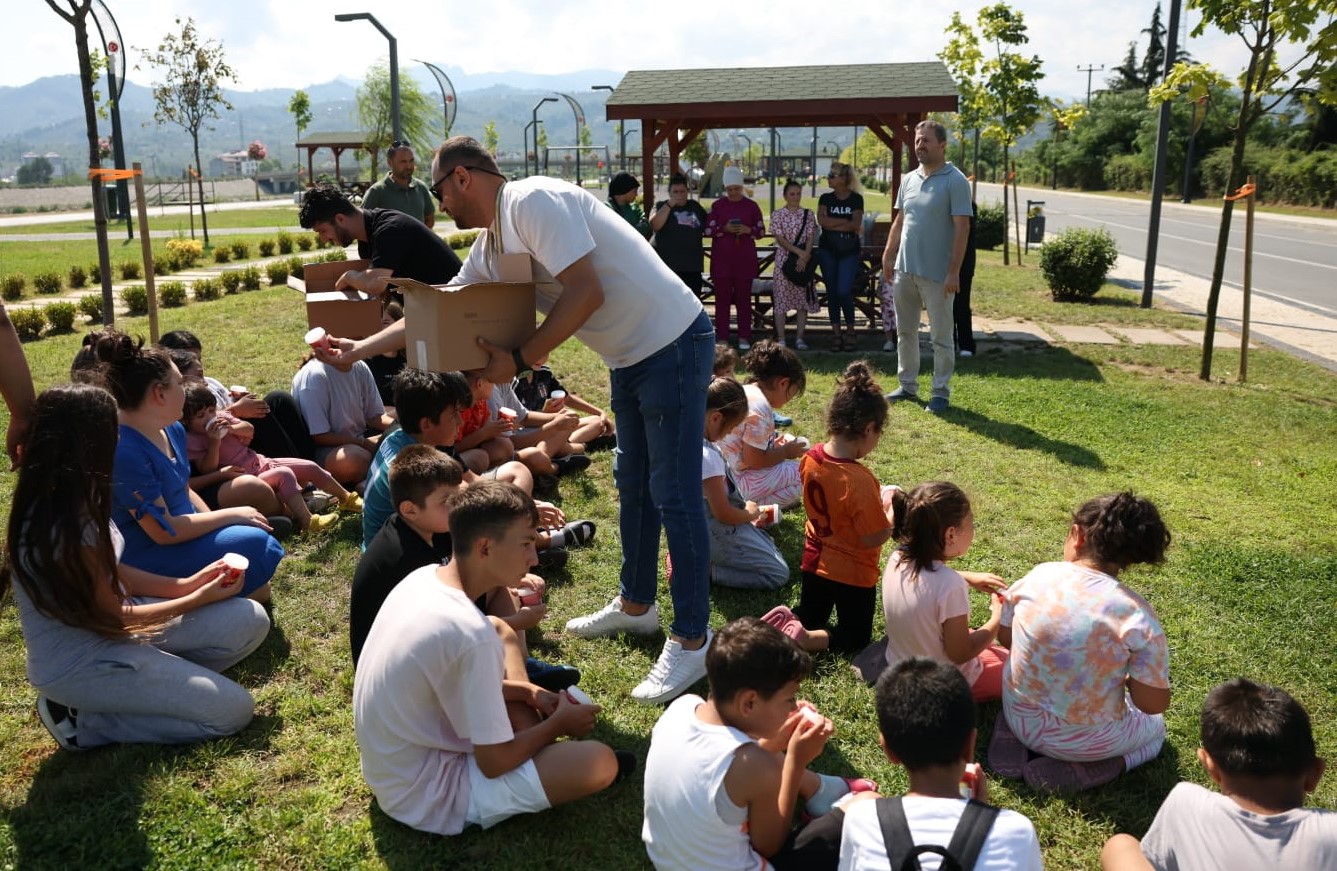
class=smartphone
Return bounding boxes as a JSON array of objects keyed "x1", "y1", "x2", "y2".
[{"x1": 728, "y1": 218, "x2": 741, "y2": 225}]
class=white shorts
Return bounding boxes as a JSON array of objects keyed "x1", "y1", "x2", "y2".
[{"x1": 464, "y1": 755, "x2": 550, "y2": 829}]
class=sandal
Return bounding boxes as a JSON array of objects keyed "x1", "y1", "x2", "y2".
[{"x1": 830, "y1": 332, "x2": 845, "y2": 352}]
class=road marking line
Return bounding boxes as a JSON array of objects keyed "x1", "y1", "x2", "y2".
[{"x1": 1082, "y1": 217, "x2": 1337, "y2": 271}]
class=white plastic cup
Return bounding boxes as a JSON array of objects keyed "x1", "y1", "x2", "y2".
[
  {"x1": 516, "y1": 586, "x2": 543, "y2": 607},
  {"x1": 304, "y1": 326, "x2": 330, "y2": 352},
  {"x1": 801, "y1": 706, "x2": 823, "y2": 725},
  {"x1": 220, "y1": 552, "x2": 249, "y2": 587},
  {"x1": 959, "y1": 762, "x2": 981, "y2": 799},
  {"x1": 549, "y1": 390, "x2": 566, "y2": 401},
  {"x1": 758, "y1": 504, "x2": 780, "y2": 527},
  {"x1": 565, "y1": 686, "x2": 593, "y2": 706},
  {"x1": 229, "y1": 384, "x2": 249, "y2": 398},
  {"x1": 497, "y1": 406, "x2": 517, "y2": 422},
  {"x1": 794, "y1": 436, "x2": 810, "y2": 449}
]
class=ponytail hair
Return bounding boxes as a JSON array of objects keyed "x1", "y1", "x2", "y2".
[
  {"x1": 891, "y1": 482, "x2": 971, "y2": 578},
  {"x1": 706, "y1": 375, "x2": 748, "y2": 428},
  {"x1": 825, "y1": 360, "x2": 887, "y2": 437},
  {"x1": 93, "y1": 331, "x2": 174, "y2": 410}
]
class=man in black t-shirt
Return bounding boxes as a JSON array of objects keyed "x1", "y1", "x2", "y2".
[{"x1": 298, "y1": 184, "x2": 462, "y2": 298}]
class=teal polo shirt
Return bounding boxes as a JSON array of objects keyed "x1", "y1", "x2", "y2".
[
  {"x1": 361, "y1": 173, "x2": 435, "y2": 225},
  {"x1": 893, "y1": 162, "x2": 972, "y2": 283}
]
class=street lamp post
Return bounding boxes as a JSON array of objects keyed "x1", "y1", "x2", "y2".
[
  {"x1": 334, "y1": 13, "x2": 400, "y2": 143},
  {"x1": 736, "y1": 132, "x2": 752, "y2": 174},
  {"x1": 621, "y1": 126, "x2": 638, "y2": 171},
  {"x1": 530, "y1": 97, "x2": 557, "y2": 178},
  {"x1": 556, "y1": 93, "x2": 587, "y2": 186},
  {"x1": 592, "y1": 84, "x2": 621, "y2": 171}
]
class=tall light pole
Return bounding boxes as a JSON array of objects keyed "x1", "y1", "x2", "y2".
[
  {"x1": 736, "y1": 132, "x2": 752, "y2": 173},
  {"x1": 530, "y1": 96, "x2": 556, "y2": 178},
  {"x1": 335, "y1": 13, "x2": 400, "y2": 143},
  {"x1": 556, "y1": 93, "x2": 587, "y2": 186},
  {"x1": 592, "y1": 84, "x2": 621, "y2": 171},
  {"x1": 621, "y1": 126, "x2": 638, "y2": 171}
]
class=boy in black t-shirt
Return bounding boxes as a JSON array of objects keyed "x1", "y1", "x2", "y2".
[{"x1": 512, "y1": 366, "x2": 616, "y2": 452}]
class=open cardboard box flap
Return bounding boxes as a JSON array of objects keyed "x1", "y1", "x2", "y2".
[{"x1": 394, "y1": 268, "x2": 537, "y2": 372}]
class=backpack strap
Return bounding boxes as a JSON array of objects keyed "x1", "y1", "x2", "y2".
[
  {"x1": 875, "y1": 797, "x2": 917, "y2": 869},
  {"x1": 944, "y1": 799, "x2": 1002, "y2": 870}
]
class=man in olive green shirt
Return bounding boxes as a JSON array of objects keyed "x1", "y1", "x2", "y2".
[{"x1": 362, "y1": 143, "x2": 435, "y2": 228}]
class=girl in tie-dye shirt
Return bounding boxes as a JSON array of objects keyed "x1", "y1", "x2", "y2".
[{"x1": 995, "y1": 492, "x2": 1173, "y2": 794}]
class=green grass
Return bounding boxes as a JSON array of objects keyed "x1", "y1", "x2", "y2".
[
  {"x1": 0, "y1": 206, "x2": 305, "y2": 236},
  {"x1": 1, "y1": 275, "x2": 1335, "y2": 868}
]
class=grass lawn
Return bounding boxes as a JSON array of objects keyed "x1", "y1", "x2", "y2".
[
  {"x1": 0, "y1": 259, "x2": 1335, "y2": 869},
  {"x1": 0, "y1": 206, "x2": 305, "y2": 237}
]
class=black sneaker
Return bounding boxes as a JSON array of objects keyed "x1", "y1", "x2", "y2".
[
  {"x1": 536, "y1": 546, "x2": 570, "y2": 571},
  {"x1": 265, "y1": 515, "x2": 295, "y2": 542},
  {"x1": 552, "y1": 454, "x2": 592, "y2": 477},
  {"x1": 613, "y1": 750, "x2": 638, "y2": 783},
  {"x1": 557, "y1": 520, "x2": 597, "y2": 549},
  {"x1": 36, "y1": 696, "x2": 81, "y2": 751},
  {"x1": 526, "y1": 657, "x2": 581, "y2": 692},
  {"x1": 583, "y1": 433, "x2": 618, "y2": 453}
]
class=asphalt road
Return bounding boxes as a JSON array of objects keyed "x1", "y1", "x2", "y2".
[{"x1": 974, "y1": 182, "x2": 1337, "y2": 318}]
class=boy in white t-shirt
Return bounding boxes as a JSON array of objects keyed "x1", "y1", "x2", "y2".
[
  {"x1": 1102, "y1": 678, "x2": 1337, "y2": 870},
  {"x1": 642, "y1": 617, "x2": 876, "y2": 870},
  {"x1": 353, "y1": 481, "x2": 631, "y2": 836},
  {"x1": 839, "y1": 658, "x2": 1043, "y2": 871}
]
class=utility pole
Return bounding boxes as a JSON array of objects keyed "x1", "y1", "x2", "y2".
[
  {"x1": 1141, "y1": 0, "x2": 1182, "y2": 308},
  {"x1": 1077, "y1": 64, "x2": 1104, "y2": 106}
]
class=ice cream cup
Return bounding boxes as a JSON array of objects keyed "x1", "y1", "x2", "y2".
[
  {"x1": 304, "y1": 326, "x2": 330, "y2": 352},
  {"x1": 229, "y1": 384, "x2": 249, "y2": 398},
  {"x1": 549, "y1": 390, "x2": 566, "y2": 401},
  {"x1": 565, "y1": 686, "x2": 593, "y2": 706},
  {"x1": 801, "y1": 706, "x2": 823, "y2": 725},
  {"x1": 758, "y1": 504, "x2": 780, "y2": 527},
  {"x1": 220, "y1": 552, "x2": 249, "y2": 587},
  {"x1": 516, "y1": 586, "x2": 543, "y2": 607},
  {"x1": 497, "y1": 406, "x2": 518, "y2": 422}
]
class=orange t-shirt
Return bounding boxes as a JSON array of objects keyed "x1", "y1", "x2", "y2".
[
  {"x1": 799, "y1": 443, "x2": 891, "y2": 588},
  {"x1": 457, "y1": 398, "x2": 490, "y2": 440}
]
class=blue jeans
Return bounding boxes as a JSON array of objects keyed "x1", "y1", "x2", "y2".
[
  {"x1": 610, "y1": 310, "x2": 714, "y2": 640},
  {"x1": 817, "y1": 248, "x2": 862, "y2": 329}
]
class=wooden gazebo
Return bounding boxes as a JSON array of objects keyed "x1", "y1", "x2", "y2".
[
  {"x1": 294, "y1": 131, "x2": 380, "y2": 191},
  {"x1": 604, "y1": 62, "x2": 960, "y2": 205}
]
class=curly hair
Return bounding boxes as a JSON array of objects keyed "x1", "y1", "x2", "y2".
[
  {"x1": 741, "y1": 340, "x2": 806, "y2": 396},
  {"x1": 297, "y1": 184, "x2": 358, "y2": 229},
  {"x1": 824, "y1": 360, "x2": 887, "y2": 438},
  {"x1": 891, "y1": 482, "x2": 972, "y2": 578},
  {"x1": 1071, "y1": 491, "x2": 1171, "y2": 570}
]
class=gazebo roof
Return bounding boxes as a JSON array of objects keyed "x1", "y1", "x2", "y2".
[
  {"x1": 294, "y1": 131, "x2": 375, "y2": 149},
  {"x1": 605, "y1": 62, "x2": 958, "y2": 126}
]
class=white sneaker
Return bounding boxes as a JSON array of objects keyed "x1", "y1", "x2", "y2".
[
  {"x1": 960, "y1": 349, "x2": 974, "y2": 357},
  {"x1": 795, "y1": 339, "x2": 809, "y2": 351},
  {"x1": 882, "y1": 339, "x2": 895, "y2": 352},
  {"x1": 565, "y1": 597, "x2": 660, "y2": 638},
  {"x1": 631, "y1": 631, "x2": 712, "y2": 704},
  {"x1": 737, "y1": 339, "x2": 751, "y2": 351}
]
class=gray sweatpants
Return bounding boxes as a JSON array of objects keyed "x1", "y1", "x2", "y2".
[
  {"x1": 892, "y1": 271, "x2": 956, "y2": 399},
  {"x1": 37, "y1": 598, "x2": 270, "y2": 748},
  {"x1": 708, "y1": 517, "x2": 790, "y2": 590}
]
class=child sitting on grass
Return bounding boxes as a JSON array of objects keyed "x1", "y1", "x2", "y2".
[
  {"x1": 351, "y1": 445, "x2": 578, "y2": 689},
  {"x1": 1101, "y1": 678, "x2": 1337, "y2": 870},
  {"x1": 838, "y1": 658, "x2": 1043, "y2": 870},
  {"x1": 872, "y1": 482, "x2": 1009, "y2": 697},
  {"x1": 717, "y1": 341, "x2": 809, "y2": 508},
  {"x1": 991, "y1": 491, "x2": 1173, "y2": 794},
  {"x1": 512, "y1": 364, "x2": 616, "y2": 452},
  {"x1": 642, "y1": 617, "x2": 875, "y2": 870},
  {"x1": 354, "y1": 481, "x2": 631, "y2": 837},
  {"x1": 182, "y1": 382, "x2": 361, "y2": 535}
]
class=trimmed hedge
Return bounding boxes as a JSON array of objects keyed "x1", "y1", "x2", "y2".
[
  {"x1": 78, "y1": 294, "x2": 104, "y2": 322},
  {"x1": 8, "y1": 307, "x2": 45, "y2": 340},
  {"x1": 44, "y1": 301, "x2": 77, "y2": 333},
  {"x1": 159, "y1": 281, "x2": 188, "y2": 308},
  {"x1": 120, "y1": 284, "x2": 148, "y2": 315},
  {"x1": 1039, "y1": 227, "x2": 1119, "y2": 301}
]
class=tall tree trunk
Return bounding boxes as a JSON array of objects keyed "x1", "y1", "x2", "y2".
[
  {"x1": 193, "y1": 136, "x2": 210, "y2": 247},
  {"x1": 1002, "y1": 143, "x2": 1011, "y2": 265}
]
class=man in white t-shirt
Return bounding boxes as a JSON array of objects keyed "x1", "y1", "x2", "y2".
[
  {"x1": 353, "y1": 481, "x2": 629, "y2": 836},
  {"x1": 325, "y1": 136, "x2": 716, "y2": 706},
  {"x1": 839, "y1": 658, "x2": 1042, "y2": 871}
]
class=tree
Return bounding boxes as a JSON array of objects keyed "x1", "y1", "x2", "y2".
[
  {"x1": 46, "y1": 0, "x2": 115, "y2": 323},
  {"x1": 1150, "y1": 0, "x2": 1337, "y2": 379},
  {"x1": 483, "y1": 120, "x2": 499, "y2": 156},
  {"x1": 1140, "y1": 3, "x2": 1167, "y2": 87},
  {"x1": 16, "y1": 157, "x2": 54, "y2": 185},
  {"x1": 356, "y1": 62, "x2": 435, "y2": 174},
  {"x1": 288, "y1": 89, "x2": 311, "y2": 174},
  {"x1": 940, "y1": 11, "x2": 988, "y2": 195},
  {"x1": 139, "y1": 17, "x2": 236, "y2": 247},
  {"x1": 681, "y1": 134, "x2": 709, "y2": 170},
  {"x1": 975, "y1": 2, "x2": 1046, "y2": 263}
]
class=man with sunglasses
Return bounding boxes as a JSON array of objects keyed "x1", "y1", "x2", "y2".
[
  {"x1": 362, "y1": 141, "x2": 436, "y2": 229},
  {"x1": 326, "y1": 135, "x2": 715, "y2": 707},
  {"x1": 298, "y1": 184, "x2": 461, "y2": 298}
]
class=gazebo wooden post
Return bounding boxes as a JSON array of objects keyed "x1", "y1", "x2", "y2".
[
  {"x1": 642, "y1": 125, "x2": 656, "y2": 208},
  {"x1": 306, "y1": 147, "x2": 314, "y2": 187}
]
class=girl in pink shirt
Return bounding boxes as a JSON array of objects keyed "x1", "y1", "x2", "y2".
[{"x1": 182, "y1": 382, "x2": 361, "y2": 534}]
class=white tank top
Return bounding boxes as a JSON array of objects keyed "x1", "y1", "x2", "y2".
[{"x1": 642, "y1": 694, "x2": 766, "y2": 870}]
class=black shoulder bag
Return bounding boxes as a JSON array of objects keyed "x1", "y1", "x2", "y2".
[
  {"x1": 780, "y1": 209, "x2": 819, "y2": 288},
  {"x1": 876, "y1": 797, "x2": 1002, "y2": 871}
]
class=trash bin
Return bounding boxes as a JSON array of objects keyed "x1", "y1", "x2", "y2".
[
  {"x1": 1025, "y1": 200, "x2": 1046, "y2": 250},
  {"x1": 104, "y1": 187, "x2": 118, "y2": 216}
]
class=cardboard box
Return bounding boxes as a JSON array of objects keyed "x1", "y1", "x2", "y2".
[
  {"x1": 396, "y1": 253, "x2": 538, "y2": 372},
  {"x1": 287, "y1": 259, "x2": 383, "y2": 338}
]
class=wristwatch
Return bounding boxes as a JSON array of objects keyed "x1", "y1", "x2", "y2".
[{"x1": 512, "y1": 347, "x2": 533, "y2": 380}]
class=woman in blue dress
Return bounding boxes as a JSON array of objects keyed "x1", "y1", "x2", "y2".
[{"x1": 96, "y1": 333, "x2": 284, "y2": 602}]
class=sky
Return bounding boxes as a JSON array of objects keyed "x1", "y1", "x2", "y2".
[{"x1": 12, "y1": 0, "x2": 1285, "y2": 100}]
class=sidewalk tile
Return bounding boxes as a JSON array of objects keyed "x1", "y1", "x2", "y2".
[
  {"x1": 1114, "y1": 327, "x2": 1189, "y2": 345},
  {"x1": 1048, "y1": 324, "x2": 1121, "y2": 344}
]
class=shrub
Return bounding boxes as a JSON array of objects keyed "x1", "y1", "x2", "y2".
[
  {"x1": 212, "y1": 246, "x2": 232, "y2": 264},
  {"x1": 296, "y1": 235, "x2": 314, "y2": 251},
  {"x1": 229, "y1": 241, "x2": 250, "y2": 260},
  {"x1": 321, "y1": 249, "x2": 348, "y2": 263},
  {"x1": 120, "y1": 284, "x2": 148, "y2": 315},
  {"x1": 33, "y1": 272, "x2": 63, "y2": 294},
  {"x1": 286, "y1": 256, "x2": 306, "y2": 277},
  {"x1": 159, "y1": 281, "x2": 188, "y2": 308},
  {"x1": 241, "y1": 265, "x2": 262, "y2": 291},
  {"x1": 118, "y1": 261, "x2": 141, "y2": 280},
  {"x1": 258, "y1": 239, "x2": 276, "y2": 257},
  {"x1": 2, "y1": 274, "x2": 25, "y2": 301},
  {"x1": 44, "y1": 301, "x2": 77, "y2": 333},
  {"x1": 312, "y1": 234, "x2": 329, "y2": 249},
  {"x1": 277, "y1": 230, "x2": 295, "y2": 254},
  {"x1": 153, "y1": 254, "x2": 173, "y2": 276},
  {"x1": 975, "y1": 200, "x2": 1006, "y2": 251},
  {"x1": 8, "y1": 306, "x2": 44, "y2": 340},
  {"x1": 67, "y1": 265, "x2": 88, "y2": 289},
  {"x1": 78, "y1": 294, "x2": 104, "y2": 323},
  {"x1": 446, "y1": 229, "x2": 482, "y2": 249},
  {"x1": 166, "y1": 238, "x2": 203, "y2": 266},
  {"x1": 1039, "y1": 227, "x2": 1119, "y2": 301},
  {"x1": 193, "y1": 277, "x2": 223, "y2": 302},
  {"x1": 88, "y1": 262, "x2": 103, "y2": 284},
  {"x1": 219, "y1": 271, "x2": 243, "y2": 294},
  {"x1": 265, "y1": 262, "x2": 289, "y2": 286}
]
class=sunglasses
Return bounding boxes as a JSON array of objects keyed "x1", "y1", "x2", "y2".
[
  {"x1": 391, "y1": 140, "x2": 410, "y2": 148},
  {"x1": 827, "y1": 171, "x2": 846, "y2": 179},
  {"x1": 430, "y1": 163, "x2": 506, "y2": 204}
]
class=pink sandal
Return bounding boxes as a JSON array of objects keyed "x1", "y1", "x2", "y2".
[{"x1": 760, "y1": 605, "x2": 809, "y2": 644}]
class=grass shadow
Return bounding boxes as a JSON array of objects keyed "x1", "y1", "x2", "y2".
[
  {"x1": 936, "y1": 406, "x2": 1106, "y2": 470},
  {"x1": 960, "y1": 343, "x2": 1106, "y2": 382}
]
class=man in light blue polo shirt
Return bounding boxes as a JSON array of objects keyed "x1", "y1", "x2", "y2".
[{"x1": 882, "y1": 120, "x2": 973, "y2": 413}]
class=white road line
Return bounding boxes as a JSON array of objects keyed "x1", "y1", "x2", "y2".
[{"x1": 1072, "y1": 216, "x2": 1337, "y2": 272}]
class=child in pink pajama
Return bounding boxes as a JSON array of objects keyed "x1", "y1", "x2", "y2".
[
  {"x1": 706, "y1": 166, "x2": 765, "y2": 348},
  {"x1": 183, "y1": 381, "x2": 361, "y2": 533}
]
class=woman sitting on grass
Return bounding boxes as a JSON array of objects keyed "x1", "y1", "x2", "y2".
[
  {"x1": 991, "y1": 491, "x2": 1173, "y2": 794},
  {"x1": 96, "y1": 333, "x2": 285, "y2": 603},
  {"x1": 3, "y1": 383, "x2": 270, "y2": 751}
]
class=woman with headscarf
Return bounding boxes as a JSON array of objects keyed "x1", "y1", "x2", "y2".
[{"x1": 705, "y1": 166, "x2": 765, "y2": 350}]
